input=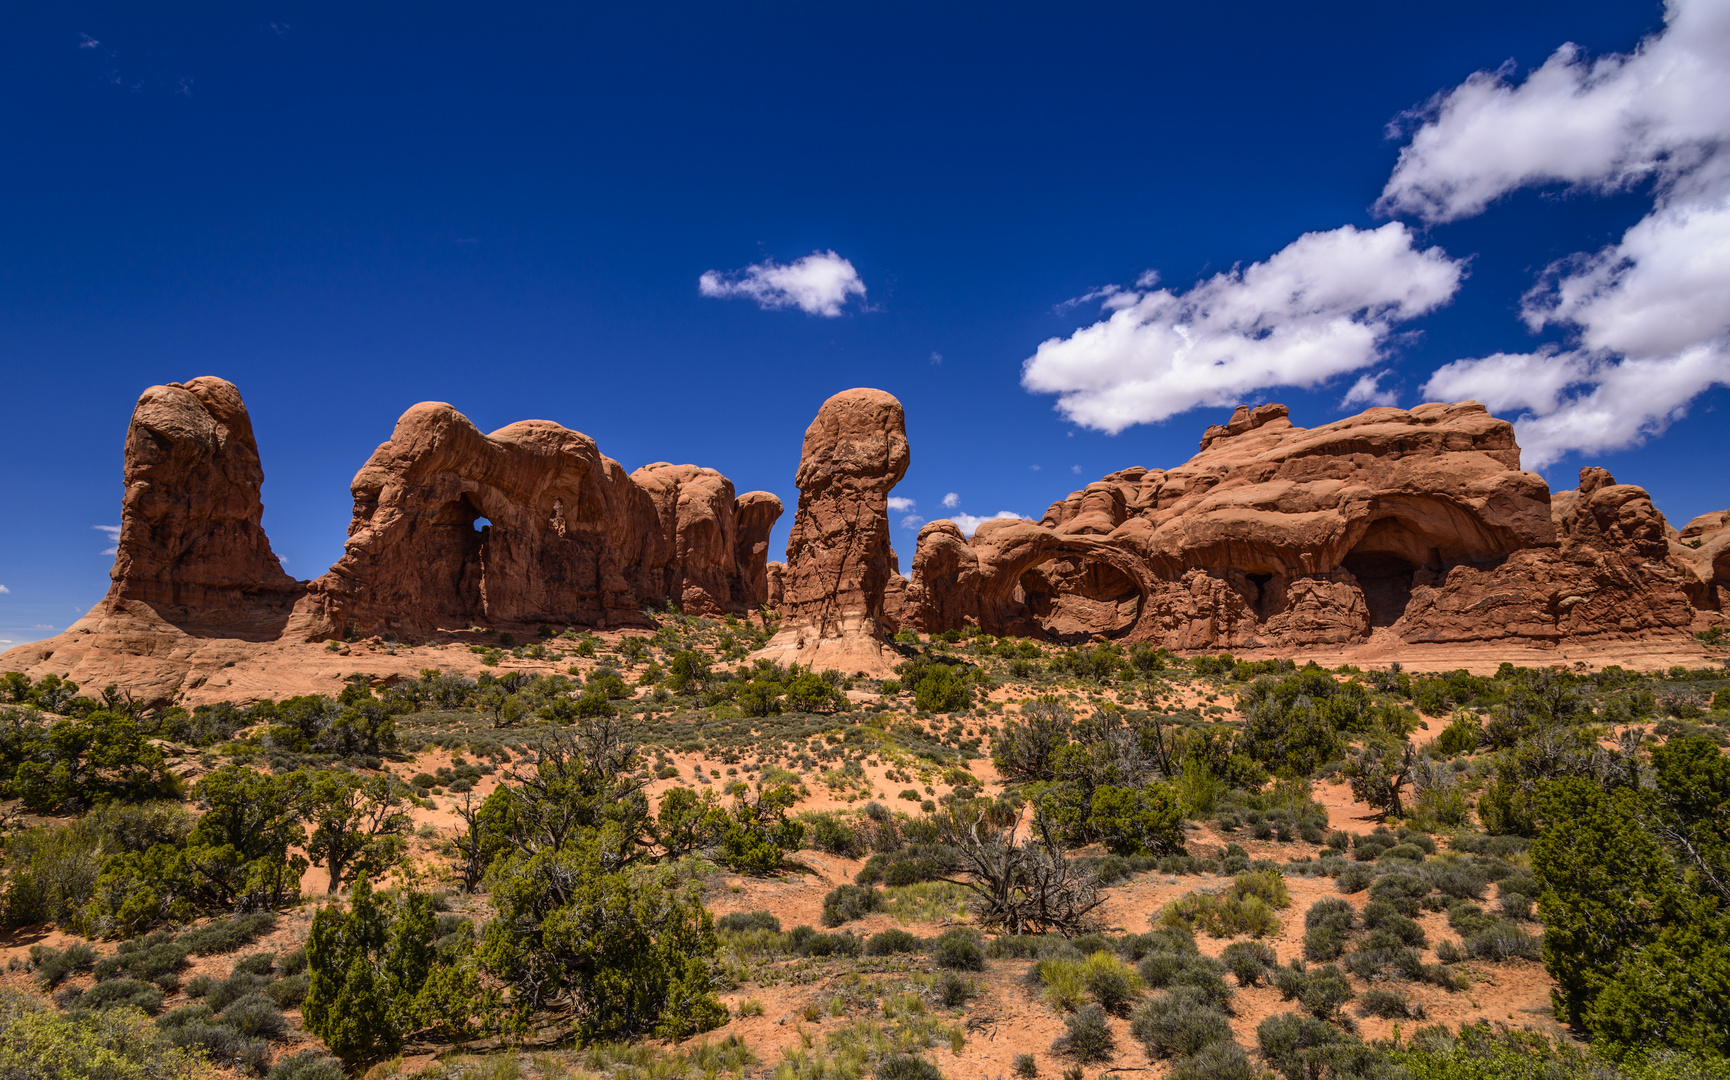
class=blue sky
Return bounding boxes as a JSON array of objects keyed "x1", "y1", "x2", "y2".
[{"x1": 3, "y1": 1, "x2": 1727, "y2": 647}]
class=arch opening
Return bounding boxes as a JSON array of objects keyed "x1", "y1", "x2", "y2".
[{"x1": 1010, "y1": 555, "x2": 1143, "y2": 642}]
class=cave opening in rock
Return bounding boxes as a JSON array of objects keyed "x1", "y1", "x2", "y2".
[
  {"x1": 1010, "y1": 556, "x2": 1142, "y2": 641},
  {"x1": 1342, "y1": 551, "x2": 1417, "y2": 628}
]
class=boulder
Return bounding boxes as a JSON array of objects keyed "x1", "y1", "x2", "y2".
[{"x1": 756, "y1": 388, "x2": 909, "y2": 674}]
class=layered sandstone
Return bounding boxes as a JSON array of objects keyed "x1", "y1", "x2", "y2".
[
  {"x1": 907, "y1": 402, "x2": 1703, "y2": 649},
  {"x1": 756, "y1": 389, "x2": 909, "y2": 674},
  {"x1": 1, "y1": 378, "x2": 303, "y2": 700}
]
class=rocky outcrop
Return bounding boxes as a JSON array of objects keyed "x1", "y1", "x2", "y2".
[
  {"x1": 0, "y1": 378, "x2": 303, "y2": 700},
  {"x1": 733, "y1": 491, "x2": 786, "y2": 611},
  {"x1": 289, "y1": 407, "x2": 783, "y2": 639},
  {"x1": 756, "y1": 389, "x2": 909, "y2": 674},
  {"x1": 907, "y1": 402, "x2": 1701, "y2": 649},
  {"x1": 1673, "y1": 508, "x2": 1730, "y2": 611}
]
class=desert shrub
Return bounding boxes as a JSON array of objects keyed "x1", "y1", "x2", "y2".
[
  {"x1": 856, "y1": 844, "x2": 959, "y2": 887},
  {"x1": 220, "y1": 992, "x2": 287, "y2": 1039},
  {"x1": 1086, "y1": 784, "x2": 1187, "y2": 857},
  {"x1": 1463, "y1": 923, "x2": 1541, "y2": 961},
  {"x1": 936, "y1": 970, "x2": 972, "y2": 1007},
  {"x1": 206, "y1": 972, "x2": 271, "y2": 1012},
  {"x1": 1167, "y1": 1039, "x2": 1255, "y2": 1080},
  {"x1": 877, "y1": 1054, "x2": 945, "y2": 1080},
  {"x1": 279, "y1": 947, "x2": 308, "y2": 975},
  {"x1": 76, "y1": 977, "x2": 165, "y2": 1015},
  {"x1": 29, "y1": 943, "x2": 96, "y2": 987},
  {"x1": 1256, "y1": 1012, "x2": 1363, "y2": 1080},
  {"x1": 1082, "y1": 951, "x2": 1143, "y2": 1014},
  {"x1": 717, "y1": 910, "x2": 782, "y2": 934},
  {"x1": 1052, "y1": 1004, "x2": 1115, "y2": 1063},
  {"x1": 933, "y1": 929, "x2": 984, "y2": 971},
  {"x1": 1221, "y1": 941, "x2": 1277, "y2": 986},
  {"x1": 266, "y1": 973, "x2": 310, "y2": 1009},
  {"x1": 1012, "y1": 1053, "x2": 1037, "y2": 1078},
  {"x1": 864, "y1": 929, "x2": 923, "y2": 956},
  {"x1": 95, "y1": 937, "x2": 189, "y2": 984},
  {"x1": 821, "y1": 884, "x2": 885, "y2": 927},
  {"x1": 1368, "y1": 872, "x2": 1427, "y2": 916},
  {"x1": 786, "y1": 926, "x2": 862, "y2": 958},
  {"x1": 1358, "y1": 987, "x2": 1419, "y2": 1019},
  {"x1": 269, "y1": 1049, "x2": 348, "y2": 1080},
  {"x1": 1033, "y1": 958, "x2": 1089, "y2": 1012},
  {"x1": 156, "y1": 1004, "x2": 271, "y2": 1074},
  {"x1": 231, "y1": 951, "x2": 276, "y2": 977},
  {"x1": 0, "y1": 986, "x2": 194, "y2": 1079},
  {"x1": 1344, "y1": 945, "x2": 1424, "y2": 982},
  {"x1": 804, "y1": 813, "x2": 863, "y2": 857},
  {"x1": 1499, "y1": 891, "x2": 1534, "y2": 921},
  {"x1": 1429, "y1": 863, "x2": 1490, "y2": 901},
  {"x1": 1158, "y1": 888, "x2": 1280, "y2": 938},
  {"x1": 179, "y1": 912, "x2": 279, "y2": 956},
  {"x1": 1130, "y1": 987, "x2": 1232, "y2": 1059},
  {"x1": 1335, "y1": 863, "x2": 1375, "y2": 894}
]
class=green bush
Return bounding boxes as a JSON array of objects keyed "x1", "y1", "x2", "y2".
[
  {"x1": 821, "y1": 884, "x2": 885, "y2": 926},
  {"x1": 1052, "y1": 1003, "x2": 1116, "y2": 1063},
  {"x1": 877, "y1": 1054, "x2": 945, "y2": 1080},
  {"x1": 0, "y1": 986, "x2": 195, "y2": 1078},
  {"x1": 1130, "y1": 987, "x2": 1232, "y2": 1059},
  {"x1": 1221, "y1": 941, "x2": 1277, "y2": 986},
  {"x1": 269, "y1": 1049, "x2": 348, "y2": 1080},
  {"x1": 716, "y1": 910, "x2": 781, "y2": 933},
  {"x1": 1358, "y1": 987, "x2": 1419, "y2": 1020},
  {"x1": 1087, "y1": 784, "x2": 1187, "y2": 857},
  {"x1": 864, "y1": 929, "x2": 923, "y2": 956},
  {"x1": 1081, "y1": 951, "x2": 1144, "y2": 1014},
  {"x1": 1168, "y1": 1039, "x2": 1255, "y2": 1080},
  {"x1": 1256, "y1": 1012, "x2": 1363, "y2": 1080},
  {"x1": 29, "y1": 943, "x2": 96, "y2": 987},
  {"x1": 221, "y1": 992, "x2": 287, "y2": 1039},
  {"x1": 933, "y1": 929, "x2": 984, "y2": 971},
  {"x1": 76, "y1": 977, "x2": 165, "y2": 1015}
]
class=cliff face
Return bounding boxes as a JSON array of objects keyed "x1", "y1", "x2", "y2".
[{"x1": 907, "y1": 402, "x2": 1706, "y2": 649}]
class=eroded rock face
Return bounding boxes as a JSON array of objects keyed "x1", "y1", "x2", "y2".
[
  {"x1": 733, "y1": 491, "x2": 786, "y2": 610},
  {"x1": 1672, "y1": 508, "x2": 1730, "y2": 611},
  {"x1": 0, "y1": 378, "x2": 303, "y2": 700},
  {"x1": 907, "y1": 403, "x2": 1699, "y2": 648},
  {"x1": 290, "y1": 407, "x2": 781, "y2": 638},
  {"x1": 757, "y1": 388, "x2": 909, "y2": 674}
]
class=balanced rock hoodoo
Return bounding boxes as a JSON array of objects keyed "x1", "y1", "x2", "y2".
[{"x1": 755, "y1": 388, "x2": 910, "y2": 675}]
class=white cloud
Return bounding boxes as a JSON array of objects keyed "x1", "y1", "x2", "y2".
[
  {"x1": 887, "y1": 496, "x2": 916, "y2": 512},
  {"x1": 1021, "y1": 223, "x2": 1463, "y2": 433},
  {"x1": 1380, "y1": 0, "x2": 1730, "y2": 223},
  {"x1": 1071, "y1": 465, "x2": 1083, "y2": 474},
  {"x1": 0, "y1": 584, "x2": 8, "y2": 594},
  {"x1": 94, "y1": 524, "x2": 120, "y2": 556},
  {"x1": 699, "y1": 250, "x2": 866, "y2": 316},
  {"x1": 930, "y1": 352, "x2": 943, "y2": 365},
  {"x1": 1391, "y1": 0, "x2": 1730, "y2": 467},
  {"x1": 946, "y1": 511, "x2": 1024, "y2": 537},
  {"x1": 899, "y1": 514, "x2": 926, "y2": 530},
  {"x1": 941, "y1": 492, "x2": 960, "y2": 508},
  {"x1": 1340, "y1": 371, "x2": 1400, "y2": 409}
]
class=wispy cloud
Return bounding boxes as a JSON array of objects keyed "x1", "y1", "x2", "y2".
[
  {"x1": 899, "y1": 514, "x2": 926, "y2": 530},
  {"x1": 887, "y1": 496, "x2": 916, "y2": 512},
  {"x1": 1341, "y1": 371, "x2": 1399, "y2": 408},
  {"x1": 929, "y1": 352, "x2": 943, "y2": 365},
  {"x1": 941, "y1": 492, "x2": 960, "y2": 508},
  {"x1": 0, "y1": 584, "x2": 8, "y2": 594},
  {"x1": 78, "y1": 33, "x2": 99, "y2": 48},
  {"x1": 95, "y1": 524, "x2": 120, "y2": 556},
  {"x1": 699, "y1": 250, "x2": 866, "y2": 316}
]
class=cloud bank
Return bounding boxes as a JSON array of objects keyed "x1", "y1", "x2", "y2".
[
  {"x1": 699, "y1": 250, "x2": 866, "y2": 316},
  {"x1": 1395, "y1": 0, "x2": 1730, "y2": 467},
  {"x1": 1020, "y1": 224, "x2": 1463, "y2": 433}
]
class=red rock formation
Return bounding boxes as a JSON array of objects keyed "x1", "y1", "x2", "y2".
[
  {"x1": 908, "y1": 403, "x2": 1700, "y2": 649},
  {"x1": 733, "y1": 491, "x2": 786, "y2": 611},
  {"x1": 289, "y1": 406, "x2": 780, "y2": 638},
  {"x1": 1674, "y1": 508, "x2": 1730, "y2": 612},
  {"x1": 757, "y1": 389, "x2": 909, "y2": 674},
  {"x1": 1, "y1": 378, "x2": 301, "y2": 700}
]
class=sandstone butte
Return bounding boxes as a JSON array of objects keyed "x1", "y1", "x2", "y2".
[{"x1": 3, "y1": 381, "x2": 1727, "y2": 704}]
